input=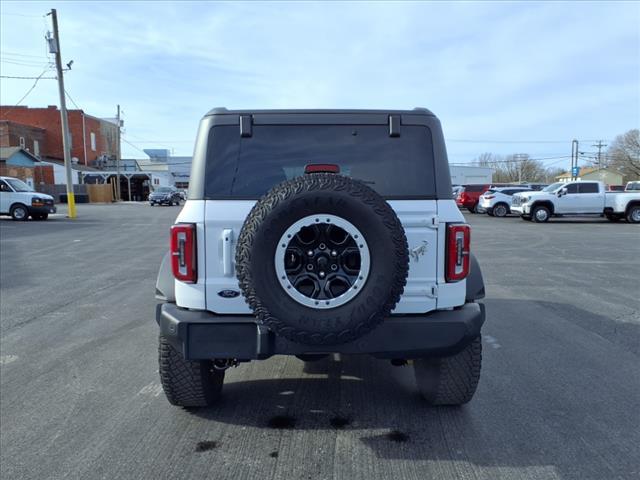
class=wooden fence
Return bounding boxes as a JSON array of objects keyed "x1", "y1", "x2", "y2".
[{"x1": 86, "y1": 184, "x2": 115, "y2": 203}]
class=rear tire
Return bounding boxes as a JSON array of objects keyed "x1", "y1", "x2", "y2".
[
  {"x1": 414, "y1": 337, "x2": 482, "y2": 406},
  {"x1": 158, "y1": 336, "x2": 224, "y2": 407},
  {"x1": 626, "y1": 205, "x2": 640, "y2": 223},
  {"x1": 493, "y1": 203, "x2": 509, "y2": 217},
  {"x1": 10, "y1": 204, "x2": 29, "y2": 221}
]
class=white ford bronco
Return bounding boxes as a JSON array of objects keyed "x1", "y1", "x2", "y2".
[{"x1": 155, "y1": 108, "x2": 486, "y2": 407}]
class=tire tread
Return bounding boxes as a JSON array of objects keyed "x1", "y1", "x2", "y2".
[
  {"x1": 414, "y1": 337, "x2": 482, "y2": 405},
  {"x1": 158, "y1": 336, "x2": 223, "y2": 407}
]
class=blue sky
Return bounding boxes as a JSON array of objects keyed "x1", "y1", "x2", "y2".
[{"x1": 1, "y1": 1, "x2": 638, "y2": 169}]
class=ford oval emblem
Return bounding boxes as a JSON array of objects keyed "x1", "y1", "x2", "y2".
[{"x1": 218, "y1": 289, "x2": 240, "y2": 298}]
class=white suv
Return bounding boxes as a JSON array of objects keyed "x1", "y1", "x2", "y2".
[
  {"x1": 478, "y1": 187, "x2": 532, "y2": 217},
  {"x1": 154, "y1": 108, "x2": 487, "y2": 408}
]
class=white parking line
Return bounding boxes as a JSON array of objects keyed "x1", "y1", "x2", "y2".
[
  {"x1": 0, "y1": 355, "x2": 19, "y2": 366},
  {"x1": 483, "y1": 335, "x2": 502, "y2": 349},
  {"x1": 137, "y1": 382, "x2": 163, "y2": 397}
]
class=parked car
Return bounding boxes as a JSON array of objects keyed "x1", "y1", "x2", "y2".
[
  {"x1": 518, "y1": 183, "x2": 548, "y2": 191},
  {"x1": 511, "y1": 181, "x2": 640, "y2": 223},
  {"x1": 607, "y1": 185, "x2": 625, "y2": 191},
  {"x1": 155, "y1": 107, "x2": 486, "y2": 408},
  {"x1": 455, "y1": 184, "x2": 490, "y2": 213},
  {"x1": 625, "y1": 181, "x2": 640, "y2": 191},
  {"x1": 478, "y1": 187, "x2": 532, "y2": 217},
  {"x1": 149, "y1": 186, "x2": 182, "y2": 206},
  {"x1": 0, "y1": 176, "x2": 56, "y2": 221}
]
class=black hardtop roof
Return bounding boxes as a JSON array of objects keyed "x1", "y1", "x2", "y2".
[{"x1": 205, "y1": 107, "x2": 436, "y2": 117}]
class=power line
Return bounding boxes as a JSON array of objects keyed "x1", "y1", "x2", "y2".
[
  {"x1": 123, "y1": 137, "x2": 193, "y2": 143},
  {"x1": 0, "y1": 12, "x2": 45, "y2": 18},
  {"x1": 592, "y1": 140, "x2": 608, "y2": 168},
  {"x1": 121, "y1": 136, "x2": 148, "y2": 155},
  {"x1": 64, "y1": 89, "x2": 82, "y2": 110},
  {"x1": 1, "y1": 68, "x2": 51, "y2": 118},
  {"x1": 0, "y1": 50, "x2": 51, "y2": 60},
  {"x1": 1, "y1": 74, "x2": 56, "y2": 79},
  {"x1": 446, "y1": 138, "x2": 608, "y2": 144},
  {"x1": 1, "y1": 57, "x2": 52, "y2": 65},
  {"x1": 1, "y1": 60, "x2": 53, "y2": 69}
]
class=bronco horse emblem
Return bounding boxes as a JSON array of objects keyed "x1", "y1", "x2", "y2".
[{"x1": 410, "y1": 241, "x2": 428, "y2": 262}]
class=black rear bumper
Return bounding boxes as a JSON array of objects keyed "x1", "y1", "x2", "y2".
[{"x1": 156, "y1": 302, "x2": 485, "y2": 360}]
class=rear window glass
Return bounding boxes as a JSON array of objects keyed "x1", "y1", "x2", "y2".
[
  {"x1": 204, "y1": 125, "x2": 436, "y2": 198},
  {"x1": 579, "y1": 183, "x2": 599, "y2": 193}
]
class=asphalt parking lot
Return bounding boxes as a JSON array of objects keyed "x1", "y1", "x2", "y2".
[{"x1": 1, "y1": 204, "x2": 639, "y2": 480}]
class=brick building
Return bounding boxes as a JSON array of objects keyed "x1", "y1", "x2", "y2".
[
  {"x1": 0, "y1": 121, "x2": 46, "y2": 158},
  {"x1": 0, "y1": 105, "x2": 118, "y2": 166}
]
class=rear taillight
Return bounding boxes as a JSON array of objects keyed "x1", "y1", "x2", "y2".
[
  {"x1": 170, "y1": 223, "x2": 197, "y2": 283},
  {"x1": 446, "y1": 224, "x2": 470, "y2": 282}
]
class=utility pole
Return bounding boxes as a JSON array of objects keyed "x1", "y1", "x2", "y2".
[
  {"x1": 592, "y1": 140, "x2": 607, "y2": 170},
  {"x1": 116, "y1": 104, "x2": 121, "y2": 201},
  {"x1": 49, "y1": 9, "x2": 76, "y2": 218},
  {"x1": 513, "y1": 153, "x2": 527, "y2": 183},
  {"x1": 517, "y1": 157, "x2": 522, "y2": 184},
  {"x1": 571, "y1": 139, "x2": 579, "y2": 180}
]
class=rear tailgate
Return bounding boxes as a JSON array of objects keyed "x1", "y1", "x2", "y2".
[{"x1": 203, "y1": 199, "x2": 439, "y2": 315}]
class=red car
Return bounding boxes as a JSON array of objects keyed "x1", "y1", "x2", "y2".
[{"x1": 456, "y1": 184, "x2": 491, "y2": 213}]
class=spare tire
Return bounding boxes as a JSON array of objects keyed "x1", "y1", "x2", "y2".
[{"x1": 236, "y1": 173, "x2": 409, "y2": 345}]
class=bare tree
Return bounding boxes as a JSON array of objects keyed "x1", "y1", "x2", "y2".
[
  {"x1": 474, "y1": 152, "x2": 497, "y2": 166},
  {"x1": 607, "y1": 129, "x2": 640, "y2": 180},
  {"x1": 472, "y1": 153, "x2": 546, "y2": 183}
]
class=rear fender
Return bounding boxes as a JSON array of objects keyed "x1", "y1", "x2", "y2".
[
  {"x1": 465, "y1": 253, "x2": 485, "y2": 301},
  {"x1": 156, "y1": 251, "x2": 175, "y2": 302}
]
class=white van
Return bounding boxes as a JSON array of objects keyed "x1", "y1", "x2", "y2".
[{"x1": 0, "y1": 176, "x2": 57, "y2": 221}]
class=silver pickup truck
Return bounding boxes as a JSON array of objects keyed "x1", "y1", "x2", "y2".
[{"x1": 511, "y1": 180, "x2": 640, "y2": 223}]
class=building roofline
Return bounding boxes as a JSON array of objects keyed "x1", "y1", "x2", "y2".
[
  {"x1": 0, "y1": 146, "x2": 41, "y2": 163},
  {"x1": 0, "y1": 119, "x2": 46, "y2": 131}
]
